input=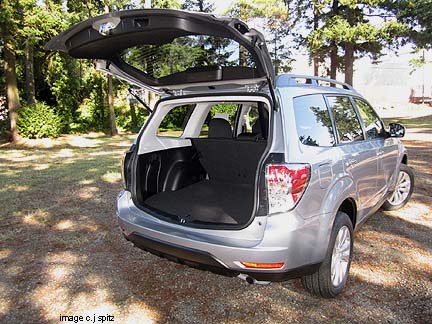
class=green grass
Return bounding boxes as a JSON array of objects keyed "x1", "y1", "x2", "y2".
[{"x1": 0, "y1": 134, "x2": 135, "y2": 223}]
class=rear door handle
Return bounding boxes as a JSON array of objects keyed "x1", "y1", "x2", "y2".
[{"x1": 377, "y1": 150, "x2": 385, "y2": 156}]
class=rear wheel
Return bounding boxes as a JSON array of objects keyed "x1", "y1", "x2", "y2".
[
  {"x1": 382, "y1": 164, "x2": 414, "y2": 211},
  {"x1": 301, "y1": 211, "x2": 353, "y2": 298}
]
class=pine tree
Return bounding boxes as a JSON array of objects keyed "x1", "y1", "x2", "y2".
[
  {"x1": 182, "y1": 0, "x2": 214, "y2": 12},
  {"x1": 306, "y1": 0, "x2": 408, "y2": 85}
]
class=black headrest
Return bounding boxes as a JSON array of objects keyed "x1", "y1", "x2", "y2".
[
  {"x1": 208, "y1": 118, "x2": 232, "y2": 138},
  {"x1": 252, "y1": 119, "x2": 261, "y2": 134}
]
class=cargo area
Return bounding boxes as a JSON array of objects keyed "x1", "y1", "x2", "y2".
[
  {"x1": 135, "y1": 134, "x2": 267, "y2": 226},
  {"x1": 129, "y1": 98, "x2": 270, "y2": 227},
  {"x1": 144, "y1": 179, "x2": 254, "y2": 225}
]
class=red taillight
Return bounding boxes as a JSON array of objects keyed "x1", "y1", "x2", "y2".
[
  {"x1": 265, "y1": 163, "x2": 310, "y2": 214},
  {"x1": 240, "y1": 262, "x2": 285, "y2": 269}
]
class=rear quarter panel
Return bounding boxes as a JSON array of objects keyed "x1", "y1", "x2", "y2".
[{"x1": 278, "y1": 88, "x2": 360, "y2": 262}]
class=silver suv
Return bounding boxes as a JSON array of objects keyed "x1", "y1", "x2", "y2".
[{"x1": 47, "y1": 9, "x2": 414, "y2": 297}]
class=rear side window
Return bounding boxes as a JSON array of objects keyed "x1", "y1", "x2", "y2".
[
  {"x1": 293, "y1": 95, "x2": 336, "y2": 147},
  {"x1": 239, "y1": 105, "x2": 260, "y2": 134},
  {"x1": 157, "y1": 104, "x2": 195, "y2": 137},
  {"x1": 327, "y1": 96, "x2": 364, "y2": 144},
  {"x1": 199, "y1": 103, "x2": 238, "y2": 138},
  {"x1": 354, "y1": 98, "x2": 385, "y2": 139}
]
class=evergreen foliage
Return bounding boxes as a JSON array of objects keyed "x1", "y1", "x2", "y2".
[
  {"x1": 17, "y1": 101, "x2": 62, "y2": 138},
  {"x1": 0, "y1": 0, "x2": 430, "y2": 139}
]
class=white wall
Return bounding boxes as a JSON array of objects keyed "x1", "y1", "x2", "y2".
[{"x1": 289, "y1": 49, "x2": 432, "y2": 107}]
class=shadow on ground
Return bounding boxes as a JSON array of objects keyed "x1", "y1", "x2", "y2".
[{"x1": 0, "y1": 129, "x2": 431, "y2": 323}]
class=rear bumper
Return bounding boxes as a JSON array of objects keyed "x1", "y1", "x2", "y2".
[
  {"x1": 125, "y1": 232, "x2": 320, "y2": 281},
  {"x1": 117, "y1": 190, "x2": 327, "y2": 280}
]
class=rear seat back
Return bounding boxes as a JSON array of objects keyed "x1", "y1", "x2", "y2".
[
  {"x1": 237, "y1": 118, "x2": 267, "y2": 140},
  {"x1": 191, "y1": 139, "x2": 266, "y2": 185},
  {"x1": 191, "y1": 118, "x2": 267, "y2": 185}
]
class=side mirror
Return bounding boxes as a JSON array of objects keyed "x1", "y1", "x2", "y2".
[{"x1": 389, "y1": 122, "x2": 406, "y2": 138}]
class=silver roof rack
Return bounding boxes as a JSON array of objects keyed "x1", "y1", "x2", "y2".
[{"x1": 276, "y1": 74, "x2": 356, "y2": 92}]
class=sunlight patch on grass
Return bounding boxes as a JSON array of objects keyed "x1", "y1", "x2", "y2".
[
  {"x1": 385, "y1": 202, "x2": 432, "y2": 228},
  {"x1": 66, "y1": 135, "x2": 104, "y2": 148},
  {"x1": 0, "y1": 170, "x2": 19, "y2": 178},
  {"x1": 406, "y1": 250, "x2": 432, "y2": 270},
  {"x1": 48, "y1": 265, "x2": 73, "y2": 282},
  {"x1": 2, "y1": 152, "x2": 38, "y2": 162},
  {"x1": 82, "y1": 223, "x2": 100, "y2": 232},
  {"x1": 21, "y1": 209, "x2": 51, "y2": 226},
  {"x1": 77, "y1": 186, "x2": 100, "y2": 199},
  {"x1": 122, "y1": 304, "x2": 156, "y2": 324},
  {"x1": 33, "y1": 285, "x2": 156, "y2": 324},
  {"x1": 0, "y1": 184, "x2": 30, "y2": 193},
  {"x1": 0, "y1": 249, "x2": 12, "y2": 259},
  {"x1": 33, "y1": 163, "x2": 51, "y2": 171},
  {"x1": 54, "y1": 220, "x2": 75, "y2": 231},
  {"x1": 83, "y1": 132, "x2": 107, "y2": 138},
  {"x1": 87, "y1": 151, "x2": 124, "y2": 157},
  {"x1": 14, "y1": 185, "x2": 30, "y2": 192},
  {"x1": 351, "y1": 264, "x2": 400, "y2": 286},
  {"x1": 0, "y1": 150, "x2": 25, "y2": 158},
  {"x1": 79, "y1": 179, "x2": 95, "y2": 185},
  {"x1": 30, "y1": 251, "x2": 158, "y2": 323},
  {"x1": 46, "y1": 251, "x2": 81, "y2": 264},
  {"x1": 101, "y1": 171, "x2": 121, "y2": 184},
  {"x1": 55, "y1": 149, "x2": 75, "y2": 158},
  {"x1": 0, "y1": 282, "x2": 11, "y2": 316},
  {"x1": 106, "y1": 141, "x2": 135, "y2": 148}
]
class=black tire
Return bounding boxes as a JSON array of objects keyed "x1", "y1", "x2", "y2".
[
  {"x1": 382, "y1": 164, "x2": 414, "y2": 211},
  {"x1": 301, "y1": 211, "x2": 354, "y2": 298}
]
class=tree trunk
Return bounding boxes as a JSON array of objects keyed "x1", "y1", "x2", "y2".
[
  {"x1": 313, "y1": 5, "x2": 319, "y2": 76},
  {"x1": 313, "y1": 57, "x2": 319, "y2": 77},
  {"x1": 107, "y1": 74, "x2": 118, "y2": 136},
  {"x1": 130, "y1": 102, "x2": 138, "y2": 133},
  {"x1": 4, "y1": 41, "x2": 21, "y2": 142},
  {"x1": 104, "y1": 4, "x2": 118, "y2": 136},
  {"x1": 329, "y1": 0, "x2": 339, "y2": 82},
  {"x1": 24, "y1": 43, "x2": 36, "y2": 105},
  {"x1": 344, "y1": 8, "x2": 355, "y2": 86},
  {"x1": 344, "y1": 42, "x2": 354, "y2": 86},
  {"x1": 330, "y1": 44, "x2": 338, "y2": 80}
]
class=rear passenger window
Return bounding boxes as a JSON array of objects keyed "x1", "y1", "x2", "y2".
[
  {"x1": 327, "y1": 96, "x2": 364, "y2": 144},
  {"x1": 157, "y1": 104, "x2": 195, "y2": 137},
  {"x1": 293, "y1": 95, "x2": 336, "y2": 147},
  {"x1": 354, "y1": 98, "x2": 385, "y2": 139},
  {"x1": 199, "y1": 103, "x2": 238, "y2": 138}
]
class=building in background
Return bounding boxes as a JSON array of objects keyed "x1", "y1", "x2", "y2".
[{"x1": 290, "y1": 50, "x2": 432, "y2": 108}]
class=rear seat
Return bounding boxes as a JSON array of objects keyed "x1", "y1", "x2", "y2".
[{"x1": 191, "y1": 118, "x2": 267, "y2": 185}]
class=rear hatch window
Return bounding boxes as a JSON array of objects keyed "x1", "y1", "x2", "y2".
[
  {"x1": 45, "y1": 10, "x2": 275, "y2": 92},
  {"x1": 120, "y1": 35, "x2": 257, "y2": 82}
]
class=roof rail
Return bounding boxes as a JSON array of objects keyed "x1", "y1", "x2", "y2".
[{"x1": 276, "y1": 74, "x2": 356, "y2": 92}]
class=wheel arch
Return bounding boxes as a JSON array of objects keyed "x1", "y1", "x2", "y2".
[{"x1": 337, "y1": 198, "x2": 357, "y2": 229}]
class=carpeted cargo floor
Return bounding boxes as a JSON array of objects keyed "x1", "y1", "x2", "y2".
[{"x1": 144, "y1": 180, "x2": 254, "y2": 225}]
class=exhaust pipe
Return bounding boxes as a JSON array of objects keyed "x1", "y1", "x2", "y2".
[{"x1": 237, "y1": 273, "x2": 271, "y2": 286}]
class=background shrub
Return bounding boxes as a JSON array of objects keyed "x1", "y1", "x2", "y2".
[
  {"x1": 17, "y1": 102, "x2": 63, "y2": 139},
  {"x1": 0, "y1": 96, "x2": 8, "y2": 139}
]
